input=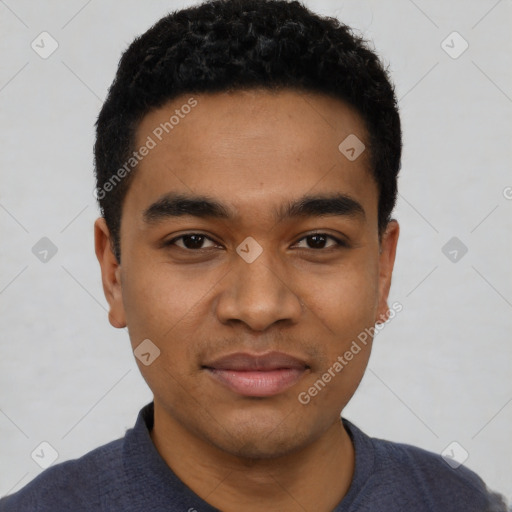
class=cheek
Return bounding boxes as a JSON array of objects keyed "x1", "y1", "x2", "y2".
[
  {"x1": 120, "y1": 257, "x2": 207, "y2": 340},
  {"x1": 119, "y1": 263, "x2": 203, "y2": 398},
  {"x1": 120, "y1": 258, "x2": 223, "y2": 391},
  {"x1": 294, "y1": 254, "x2": 378, "y2": 401},
  {"x1": 299, "y1": 254, "x2": 380, "y2": 334}
]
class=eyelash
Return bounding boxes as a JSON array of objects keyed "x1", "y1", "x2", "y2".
[{"x1": 164, "y1": 232, "x2": 349, "y2": 252}]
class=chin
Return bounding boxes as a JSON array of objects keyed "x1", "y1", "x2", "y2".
[
  {"x1": 208, "y1": 412, "x2": 313, "y2": 461},
  {"x1": 218, "y1": 434, "x2": 305, "y2": 461}
]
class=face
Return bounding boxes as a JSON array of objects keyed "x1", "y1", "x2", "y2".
[{"x1": 95, "y1": 89, "x2": 399, "y2": 460}]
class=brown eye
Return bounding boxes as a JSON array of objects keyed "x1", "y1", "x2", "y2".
[
  {"x1": 295, "y1": 233, "x2": 347, "y2": 250},
  {"x1": 166, "y1": 234, "x2": 218, "y2": 250}
]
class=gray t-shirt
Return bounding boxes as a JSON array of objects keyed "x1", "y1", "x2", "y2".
[{"x1": 0, "y1": 402, "x2": 508, "y2": 511}]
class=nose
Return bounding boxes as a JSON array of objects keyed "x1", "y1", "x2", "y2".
[{"x1": 215, "y1": 248, "x2": 303, "y2": 332}]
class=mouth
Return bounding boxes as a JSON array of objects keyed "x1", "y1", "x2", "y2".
[{"x1": 202, "y1": 351, "x2": 310, "y2": 397}]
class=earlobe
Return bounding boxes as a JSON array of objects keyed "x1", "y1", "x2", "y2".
[
  {"x1": 375, "y1": 220, "x2": 400, "y2": 325},
  {"x1": 94, "y1": 217, "x2": 127, "y2": 329},
  {"x1": 108, "y1": 310, "x2": 125, "y2": 329}
]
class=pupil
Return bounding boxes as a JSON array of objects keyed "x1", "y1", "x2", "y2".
[
  {"x1": 181, "y1": 235, "x2": 328, "y2": 250},
  {"x1": 309, "y1": 234, "x2": 326, "y2": 249},
  {"x1": 184, "y1": 235, "x2": 204, "y2": 249}
]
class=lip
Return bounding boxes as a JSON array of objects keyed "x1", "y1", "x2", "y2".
[{"x1": 203, "y1": 351, "x2": 310, "y2": 397}]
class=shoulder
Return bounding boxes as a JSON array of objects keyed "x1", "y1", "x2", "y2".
[
  {"x1": 0, "y1": 437, "x2": 124, "y2": 512},
  {"x1": 369, "y1": 434, "x2": 508, "y2": 511},
  {"x1": 342, "y1": 419, "x2": 508, "y2": 511}
]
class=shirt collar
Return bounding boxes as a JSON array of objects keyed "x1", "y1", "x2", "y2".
[
  {"x1": 122, "y1": 402, "x2": 374, "y2": 511},
  {"x1": 121, "y1": 401, "x2": 220, "y2": 510}
]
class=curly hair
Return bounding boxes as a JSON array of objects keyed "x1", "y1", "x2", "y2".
[{"x1": 94, "y1": 0, "x2": 402, "y2": 263}]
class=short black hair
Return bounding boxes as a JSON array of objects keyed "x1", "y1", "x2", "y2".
[{"x1": 94, "y1": 0, "x2": 402, "y2": 263}]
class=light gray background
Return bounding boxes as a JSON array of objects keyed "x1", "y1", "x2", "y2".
[{"x1": 1, "y1": 0, "x2": 511, "y2": 503}]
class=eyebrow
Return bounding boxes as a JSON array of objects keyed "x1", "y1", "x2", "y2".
[{"x1": 142, "y1": 191, "x2": 366, "y2": 225}]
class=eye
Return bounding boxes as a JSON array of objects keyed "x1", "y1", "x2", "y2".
[
  {"x1": 164, "y1": 232, "x2": 348, "y2": 252},
  {"x1": 294, "y1": 233, "x2": 347, "y2": 250},
  {"x1": 165, "y1": 233, "x2": 219, "y2": 250}
]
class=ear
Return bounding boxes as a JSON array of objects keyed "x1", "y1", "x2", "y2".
[
  {"x1": 375, "y1": 220, "x2": 400, "y2": 324},
  {"x1": 94, "y1": 217, "x2": 127, "y2": 329}
]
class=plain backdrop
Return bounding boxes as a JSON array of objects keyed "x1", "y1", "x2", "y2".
[{"x1": 1, "y1": 0, "x2": 511, "y2": 504}]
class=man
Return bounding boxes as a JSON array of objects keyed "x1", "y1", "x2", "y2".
[{"x1": 1, "y1": 0, "x2": 508, "y2": 510}]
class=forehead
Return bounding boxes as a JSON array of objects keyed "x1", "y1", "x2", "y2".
[{"x1": 125, "y1": 89, "x2": 377, "y2": 227}]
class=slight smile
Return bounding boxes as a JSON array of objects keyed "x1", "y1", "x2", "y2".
[{"x1": 202, "y1": 351, "x2": 311, "y2": 397}]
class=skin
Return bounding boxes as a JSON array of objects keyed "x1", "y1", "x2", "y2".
[{"x1": 95, "y1": 89, "x2": 399, "y2": 512}]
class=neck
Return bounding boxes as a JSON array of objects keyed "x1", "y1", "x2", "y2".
[{"x1": 150, "y1": 404, "x2": 355, "y2": 512}]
